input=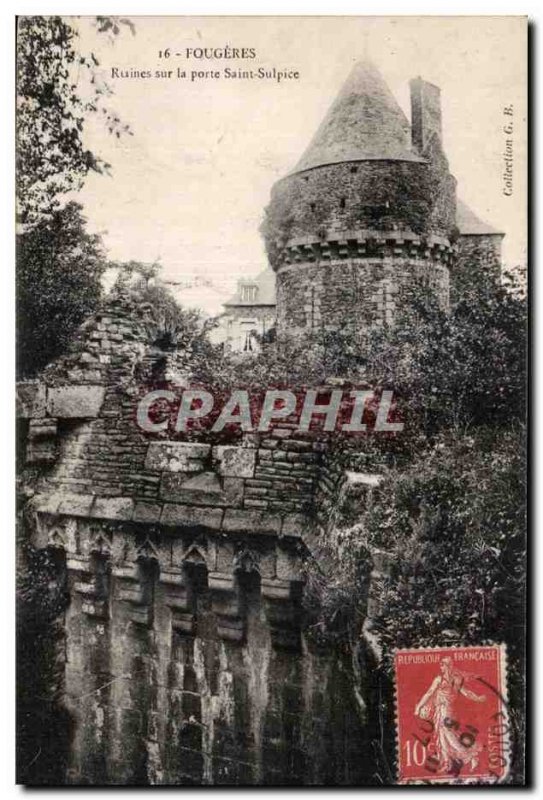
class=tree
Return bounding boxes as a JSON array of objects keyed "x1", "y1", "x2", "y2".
[
  {"x1": 363, "y1": 276, "x2": 526, "y2": 438},
  {"x1": 17, "y1": 201, "x2": 106, "y2": 377},
  {"x1": 293, "y1": 273, "x2": 527, "y2": 781},
  {"x1": 357, "y1": 426, "x2": 526, "y2": 659},
  {"x1": 16, "y1": 15, "x2": 134, "y2": 224},
  {"x1": 313, "y1": 425, "x2": 527, "y2": 783}
]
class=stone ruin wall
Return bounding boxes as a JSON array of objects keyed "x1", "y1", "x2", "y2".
[
  {"x1": 17, "y1": 293, "x2": 375, "y2": 785},
  {"x1": 16, "y1": 201, "x2": 502, "y2": 789}
]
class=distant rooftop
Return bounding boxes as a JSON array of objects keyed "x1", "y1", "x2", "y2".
[
  {"x1": 224, "y1": 268, "x2": 276, "y2": 307},
  {"x1": 456, "y1": 199, "x2": 503, "y2": 236},
  {"x1": 293, "y1": 59, "x2": 423, "y2": 173}
]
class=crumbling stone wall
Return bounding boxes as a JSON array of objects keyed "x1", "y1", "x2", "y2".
[
  {"x1": 28, "y1": 512, "x2": 364, "y2": 785},
  {"x1": 17, "y1": 292, "x2": 371, "y2": 786}
]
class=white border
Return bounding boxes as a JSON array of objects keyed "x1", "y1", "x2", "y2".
[{"x1": 2, "y1": 3, "x2": 539, "y2": 798}]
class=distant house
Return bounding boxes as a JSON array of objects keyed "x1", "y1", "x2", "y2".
[{"x1": 216, "y1": 268, "x2": 276, "y2": 352}]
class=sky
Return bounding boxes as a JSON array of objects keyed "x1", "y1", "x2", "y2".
[{"x1": 73, "y1": 16, "x2": 527, "y2": 312}]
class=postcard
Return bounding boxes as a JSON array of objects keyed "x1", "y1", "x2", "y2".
[{"x1": 16, "y1": 15, "x2": 527, "y2": 786}]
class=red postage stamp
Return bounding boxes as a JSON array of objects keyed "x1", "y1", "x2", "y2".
[{"x1": 394, "y1": 645, "x2": 510, "y2": 785}]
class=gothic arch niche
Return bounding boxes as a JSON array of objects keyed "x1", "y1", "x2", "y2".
[
  {"x1": 136, "y1": 543, "x2": 161, "y2": 612},
  {"x1": 234, "y1": 547, "x2": 261, "y2": 600},
  {"x1": 44, "y1": 536, "x2": 68, "y2": 600},
  {"x1": 181, "y1": 542, "x2": 210, "y2": 598},
  {"x1": 89, "y1": 552, "x2": 110, "y2": 607},
  {"x1": 184, "y1": 559, "x2": 209, "y2": 596},
  {"x1": 179, "y1": 545, "x2": 209, "y2": 639},
  {"x1": 89, "y1": 526, "x2": 113, "y2": 559},
  {"x1": 47, "y1": 527, "x2": 66, "y2": 551}
]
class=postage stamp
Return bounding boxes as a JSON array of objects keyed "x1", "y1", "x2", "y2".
[{"x1": 394, "y1": 645, "x2": 510, "y2": 785}]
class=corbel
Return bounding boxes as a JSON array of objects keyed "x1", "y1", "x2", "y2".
[
  {"x1": 208, "y1": 571, "x2": 245, "y2": 643},
  {"x1": 160, "y1": 567, "x2": 194, "y2": 635},
  {"x1": 261, "y1": 578, "x2": 302, "y2": 651}
]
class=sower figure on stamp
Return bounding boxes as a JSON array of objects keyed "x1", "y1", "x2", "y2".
[{"x1": 414, "y1": 657, "x2": 487, "y2": 774}]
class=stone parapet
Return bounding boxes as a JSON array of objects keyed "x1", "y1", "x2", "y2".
[
  {"x1": 37, "y1": 511, "x2": 307, "y2": 650},
  {"x1": 32, "y1": 491, "x2": 311, "y2": 540},
  {"x1": 280, "y1": 230, "x2": 455, "y2": 266}
]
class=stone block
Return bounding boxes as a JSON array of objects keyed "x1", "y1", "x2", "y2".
[
  {"x1": 276, "y1": 548, "x2": 302, "y2": 582},
  {"x1": 46, "y1": 385, "x2": 105, "y2": 418},
  {"x1": 28, "y1": 418, "x2": 57, "y2": 438},
  {"x1": 58, "y1": 493, "x2": 95, "y2": 517},
  {"x1": 280, "y1": 513, "x2": 311, "y2": 539},
  {"x1": 344, "y1": 470, "x2": 383, "y2": 487},
  {"x1": 161, "y1": 503, "x2": 223, "y2": 531},
  {"x1": 171, "y1": 612, "x2": 195, "y2": 636},
  {"x1": 16, "y1": 381, "x2": 46, "y2": 418},
  {"x1": 111, "y1": 562, "x2": 139, "y2": 580},
  {"x1": 66, "y1": 553, "x2": 92, "y2": 573},
  {"x1": 79, "y1": 352, "x2": 99, "y2": 364},
  {"x1": 215, "y1": 540, "x2": 235, "y2": 573},
  {"x1": 244, "y1": 499, "x2": 268, "y2": 508},
  {"x1": 160, "y1": 569, "x2": 186, "y2": 591},
  {"x1": 33, "y1": 492, "x2": 63, "y2": 515},
  {"x1": 283, "y1": 440, "x2": 313, "y2": 452},
  {"x1": 26, "y1": 438, "x2": 57, "y2": 465},
  {"x1": 213, "y1": 446, "x2": 256, "y2": 478},
  {"x1": 258, "y1": 550, "x2": 276, "y2": 579},
  {"x1": 160, "y1": 472, "x2": 243, "y2": 508},
  {"x1": 222, "y1": 509, "x2": 281, "y2": 536},
  {"x1": 145, "y1": 442, "x2": 211, "y2": 473},
  {"x1": 92, "y1": 496, "x2": 134, "y2": 521},
  {"x1": 261, "y1": 577, "x2": 293, "y2": 600},
  {"x1": 271, "y1": 429, "x2": 292, "y2": 439},
  {"x1": 216, "y1": 615, "x2": 245, "y2": 643},
  {"x1": 208, "y1": 571, "x2": 235, "y2": 593},
  {"x1": 133, "y1": 501, "x2": 163, "y2": 524},
  {"x1": 246, "y1": 478, "x2": 273, "y2": 488}
]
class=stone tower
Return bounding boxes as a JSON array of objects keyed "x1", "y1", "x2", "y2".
[{"x1": 262, "y1": 61, "x2": 458, "y2": 336}]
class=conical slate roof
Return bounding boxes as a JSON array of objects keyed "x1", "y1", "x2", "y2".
[
  {"x1": 293, "y1": 59, "x2": 423, "y2": 173},
  {"x1": 456, "y1": 199, "x2": 503, "y2": 235}
]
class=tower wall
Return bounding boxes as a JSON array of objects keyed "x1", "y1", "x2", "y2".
[
  {"x1": 276, "y1": 255, "x2": 450, "y2": 335},
  {"x1": 263, "y1": 159, "x2": 456, "y2": 336}
]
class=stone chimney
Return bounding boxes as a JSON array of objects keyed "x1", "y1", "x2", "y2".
[{"x1": 410, "y1": 77, "x2": 442, "y2": 153}]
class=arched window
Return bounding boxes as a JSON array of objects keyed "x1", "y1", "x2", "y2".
[
  {"x1": 240, "y1": 320, "x2": 257, "y2": 353},
  {"x1": 243, "y1": 331, "x2": 254, "y2": 352}
]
